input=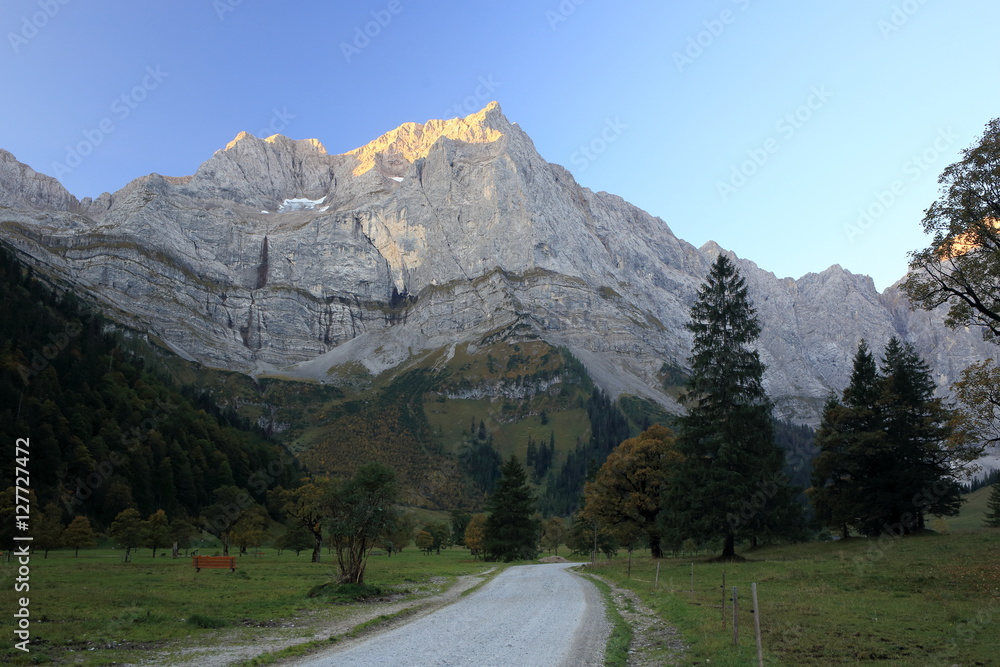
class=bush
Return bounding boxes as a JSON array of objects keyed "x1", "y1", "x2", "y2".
[{"x1": 186, "y1": 613, "x2": 227, "y2": 629}]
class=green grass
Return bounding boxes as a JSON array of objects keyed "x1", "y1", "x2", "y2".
[
  {"x1": 0, "y1": 546, "x2": 496, "y2": 665},
  {"x1": 945, "y1": 486, "x2": 995, "y2": 532},
  {"x1": 584, "y1": 530, "x2": 1000, "y2": 665},
  {"x1": 583, "y1": 575, "x2": 632, "y2": 667}
]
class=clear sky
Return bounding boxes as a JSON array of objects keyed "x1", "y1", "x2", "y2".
[{"x1": 1, "y1": 0, "x2": 996, "y2": 290}]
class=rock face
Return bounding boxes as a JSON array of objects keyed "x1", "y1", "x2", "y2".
[{"x1": 0, "y1": 103, "x2": 991, "y2": 424}]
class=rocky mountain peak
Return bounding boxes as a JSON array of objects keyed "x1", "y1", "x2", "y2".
[
  {"x1": 0, "y1": 105, "x2": 992, "y2": 426},
  {"x1": 0, "y1": 149, "x2": 80, "y2": 213},
  {"x1": 345, "y1": 101, "x2": 507, "y2": 177},
  {"x1": 223, "y1": 131, "x2": 328, "y2": 155}
]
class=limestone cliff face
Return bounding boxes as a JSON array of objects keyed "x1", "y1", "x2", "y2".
[{"x1": 0, "y1": 104, "x2": 990, "y2": 424}]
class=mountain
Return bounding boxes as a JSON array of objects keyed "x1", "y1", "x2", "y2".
[{"x1": 0, "y1": 102, "x2": 992, "y2": 427}]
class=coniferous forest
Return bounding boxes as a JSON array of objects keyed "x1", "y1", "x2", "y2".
[{"x1": 0, "y1": 245, "x2": 298, "y2": 535}]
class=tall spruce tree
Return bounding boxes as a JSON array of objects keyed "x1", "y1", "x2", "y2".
[
  {"x1": 663, "y1": 254, "x2": 801, "y2": 558},
  {"x1": 483, "y1": 455, "x2": 539, "y2": 562},
  {"x1": 876, "y1": 338, "x2": 963, "y2": 532},
  {"x1": 810, "y1": 338, "x2": 964, "y2": 537},
  {"x1": 810, "y1": 341, "x2": 888, "y2": 538}
]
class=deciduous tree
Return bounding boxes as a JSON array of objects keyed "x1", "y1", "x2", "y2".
[
  {"x1": 143, "y1": 509, "x2": 171, "y2": 558},
  {"x1": 326, "y1": 462, "x2": 399, "y2": 584},
  {"x1": 34, "y1": 503, "x2": 65, "y2": 558},
  {"x1": 63, "y1": 515, "x2": 97, "y2": 557},
  {"x1": 583, "y1": 424, "x2": 681, "y2": 558},
  {"x1": 278, "y1": 480, "x2": 329, "y2": 563},
  {"x1": 464, "y1": 513, "x2": 486, "y2": 558},
  {"x1": 110, "y1": 507, "x2": 144, "y2": 561},
  {"x1": 379, "y1": 512, "x2": 415, "y2": 556},
  {"x1": 902, "y1": 118, "x2": 1000, "y2": 342},
  {"x1": 952, "y1": 360, "x2": 1000, "y2": 448},
  {"x1": 540, "y1": 516, "x2": 566, "y2": 555},
  {"x1": 415, "y1": 530, "x2": 434, "y2": 554}
]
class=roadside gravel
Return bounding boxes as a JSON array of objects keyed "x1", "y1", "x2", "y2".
[
  {"x1": 124, "y1": 571, "x2": 490, "y2": 667},
  {"x1": 287, "y1": 562, "x2": 610, "y2": 667}
]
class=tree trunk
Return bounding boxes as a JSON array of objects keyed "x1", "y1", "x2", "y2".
[
  {"x1": 311, "y1": 534, "x2": 322, "y2": 563},
  {"x1": 721, "y1": 533, "x2": 736, "y2": 559},
  {"x1": 649, "y1": 534, "x2": 663, "y2": 559}
]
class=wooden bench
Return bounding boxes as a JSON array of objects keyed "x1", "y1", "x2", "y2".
[{"x1": 192, "y1": 556, "x2": 237, "y2": 572}]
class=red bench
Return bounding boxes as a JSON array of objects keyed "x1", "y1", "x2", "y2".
[{"x1": 192, "y1": 556, "x2": 237, "y2": 572}]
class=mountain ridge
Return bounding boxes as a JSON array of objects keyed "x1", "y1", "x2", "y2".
[{"x1": 0, "y1": 102, "x2": 990, "y2": 425}]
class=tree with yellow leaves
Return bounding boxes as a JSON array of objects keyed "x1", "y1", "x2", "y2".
[{"x1": 583, "y1": 424, "x2": 682, "y2": 558}]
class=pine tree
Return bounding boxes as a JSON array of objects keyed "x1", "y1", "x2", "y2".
[
  {"x1": 877, "y1": 337, "x2": 962, "y2": 532},
  {"x1": 810, "y1": 338, "x2": 965, "y2": 537},
  {"x1": 483, "y1": 455, "x2": 539, "y2": 562},
  {"x1": 664, "y1": 254, "x2": 802, "y2": 559},
  {"x1": 810, "y1": 341, "x2": 886, "y2": 539},
  {"x1": 985, "y1": 484, "x2": 1000, "y2": 528}
]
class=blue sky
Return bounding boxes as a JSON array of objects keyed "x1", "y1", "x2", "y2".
[{"x1": 1, "y1": 0, "x2": 997, "y2": 290}]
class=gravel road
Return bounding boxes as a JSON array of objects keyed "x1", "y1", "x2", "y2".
[{"x1": 288, "y1": 562, "x2": 609, "y2": 667}]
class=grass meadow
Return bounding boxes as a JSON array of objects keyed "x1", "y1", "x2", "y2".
[
  {"x1": 586, "y1": 528, "x2": 1000, "y2": 665},
  {"x1": 3, "y1": 490, "x2": 997, "y2": 665},
  {"x1": 0, "y1": 545, "x2": 498, "y2": 666}
]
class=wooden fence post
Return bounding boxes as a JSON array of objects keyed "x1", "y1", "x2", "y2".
[
  {"x1": 655, "y1": 561, "x2": 660, "y2": 589},
  {"x1": 722, "y1": 571, "x2": 726, "y2": 629},
  {"x1": 732, "y1": 586, "x2": 739, "y2": 646},
  {"x1": 752, "y1": 582, "x2": 763, "y2": 667},
  {"x1": 690, "y1": 562, "x2": 694, "y2": 595}
]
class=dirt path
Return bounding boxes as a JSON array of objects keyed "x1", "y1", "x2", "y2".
[{"x1": 123, "y1": 569, "x2": 494, "y2": 667}]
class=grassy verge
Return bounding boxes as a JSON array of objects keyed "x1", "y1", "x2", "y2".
[
  {"x1": 581, "y1": 574, "x2": 632, "y2": 667},
  {"x1": 584, "y1": 529, "x2": 1000, "y2": 665},
  {"x1": 0, "y1": 547, "x2": 495, "y2": 666}
]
